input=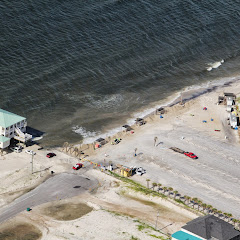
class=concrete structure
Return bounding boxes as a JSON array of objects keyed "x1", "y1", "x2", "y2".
[
  {"x1": 0, "y1": 109, "x2": 32, "y2": 149},
  {"x1": 172, "y1": 215, "x2": 240, "y2": 240}
]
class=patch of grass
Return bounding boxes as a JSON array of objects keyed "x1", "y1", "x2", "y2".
[
  {"x1": 106, "y1": 210, "x2": 122, "y2": 217},
  {"x1": 44, "y1": 203, "x2": 93, "y2": 221},
  {"x1": 108, "y1": 171, "x2": 166, "y2": 198},
  {"x1": 149, "y1": 234, "x2": 167, "y2": 239},
  {"x1": 131, "y1": 236, "x2": 139, "y2": 240},
  {"x1": 0, "y1": 223, "x2": 42, "y2": 240},
  {"x1": 137, "y1": 224, "x2": 146, "y2": 231},
  {"x1": 135, "y1": 220, "x2": 157, "y2": 233},
  {"x1": 123, "y1": 194, "x2": 168, "y2": 213},
  {"x1": 105, "y1": 209, "x2": 134, "y2": 218},
  {"x1": 134, "y1": 220, "x2": 169, "y2": 238},
  {"x1": 174, "y1": 199, "x2": 184, "y2": 204}
]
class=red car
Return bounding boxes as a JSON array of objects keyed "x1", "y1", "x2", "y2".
[
  {"x1": 73, "y1": 163, "x2": 83, "y2": 170},
  {"x1": 46, "y1": 153, "x2": 56, "y2": 158},
  {"x1": 184, "y1": 152, "x2": 198, "y2": 159}
]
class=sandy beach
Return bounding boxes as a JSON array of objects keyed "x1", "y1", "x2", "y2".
[{"x1": 0, "y1": 80, "x2": 240, "y2": 239}]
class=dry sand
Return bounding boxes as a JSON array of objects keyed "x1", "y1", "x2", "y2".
[
  {"x1": 0, "y1": 169, "x2": 198, "y2": 240},
  {"x1": 1, "y1": 80, "x2": 240, "y2": 239},
  {"x1": 90, "y1": 80, "x2": 240, "y2": 219}
]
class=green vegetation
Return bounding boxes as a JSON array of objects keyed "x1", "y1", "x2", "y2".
[
  {"x1": 135, "y1": 220, "x2": 161, "y2": 233},
  {"x1": 108, "y1": 171, "x2": 166, "y2": 198},
  {"x1": 0, "y1": 223, "x2": 42, "y2": 240},
  {"x1": 149, "y1": 234, "x2": 168, "y2": 239},
  {"x1": 130, "y1": 236, "x2": 139, "y2": 240},
  {"x1": 174, "y1": 199, "x2": 184, "y2": 204},
  {"x1": 43, "y1": 203, "x2": 93, "y2": 221}
]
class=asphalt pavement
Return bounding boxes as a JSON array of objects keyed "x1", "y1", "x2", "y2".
[{"x1": 0, "y1": 172, "x2": 98, "y2": 224}]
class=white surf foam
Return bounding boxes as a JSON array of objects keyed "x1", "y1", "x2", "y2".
[
  {"x1": 85, "y1": 93, "x2": 124, "y2": 109},
  {"x1": 32, "y1": 136, "x2": 43, "y2": 141},
  {"x1": 72, "y1": 126, "x2": 99, "y2": 139},
  {"x1": 206, "y1": 59, "x2": 224, "y2": 71},
  {"x1": 73, "y1": 75, "x2": 239, "y2": 145}
]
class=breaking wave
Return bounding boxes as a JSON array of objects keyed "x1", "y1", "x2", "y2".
[{"x1": 206, "y1": 60, "x2": 224, "y2": 71}]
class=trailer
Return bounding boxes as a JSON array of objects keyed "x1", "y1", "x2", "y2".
[
  {"x1": 170, "y1": 147, "x2": 198, "y2": 159},
  {"x1": 169, "y1": 147, "x2": 185, "y2": 154}
]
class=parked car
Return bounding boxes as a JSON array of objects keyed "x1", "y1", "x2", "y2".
[
  {"x1": 73, "y1": 163, "x2": 83, "y2": 170},
  {"x1": 10, "y1": 146, "x2": 22, "y2": 153},
  {"x1": 184, "y1": 152, "x2": 198, "y2": 159},
  {"x1": 136, "y1": 167, "x2": 146, "y2": 176},
  {"x1": 25, "y1": 149, "x2": 36, "y2": 155},
  {"x1": 46, "y1": 153, "x2": 56, "y2": 158}
]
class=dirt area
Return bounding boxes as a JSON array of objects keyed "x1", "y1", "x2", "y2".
[
  {"x1": 0, "y1": 223, "x2": 42, "y2": 240},
  {"x1": 43, "y1": 202, "x2": 92, "y2": 221}
]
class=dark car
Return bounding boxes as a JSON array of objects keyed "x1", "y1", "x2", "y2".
[{"x1": 46, "y1": 153, "x2": 56, "y2": 158}]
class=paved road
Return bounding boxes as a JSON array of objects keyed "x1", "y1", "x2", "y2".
[{"x1": 0, "y1": 172, "x2": 98, "y2": 223}]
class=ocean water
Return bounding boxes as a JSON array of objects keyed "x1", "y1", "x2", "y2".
[{"x1": 1, "y1": 0, "x2": 240, "y2": 146}]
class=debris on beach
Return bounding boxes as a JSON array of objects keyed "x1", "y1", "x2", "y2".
[
  {"x1": 203, "y1": 107, "x2": 207, "y2": 110},
  {"x1": 202, "y1": 120, "x2": 207, "y2": 123}
]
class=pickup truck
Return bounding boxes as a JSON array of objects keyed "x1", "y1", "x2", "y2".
[{"x1": 170, "y1": 147, "x2": 198, "y2": 159}]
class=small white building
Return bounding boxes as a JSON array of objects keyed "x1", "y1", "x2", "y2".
[{"x1": 0, "y1": 109, "x2": 32, "y2": 149}]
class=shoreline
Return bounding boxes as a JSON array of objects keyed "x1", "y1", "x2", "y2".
[{"x1": 70, "y1": 75, "x2": 240, "y2": 147}]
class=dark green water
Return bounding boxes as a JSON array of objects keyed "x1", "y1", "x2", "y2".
[{"x1": 1, "y1": 0, "x2": 240, "y2": 146}]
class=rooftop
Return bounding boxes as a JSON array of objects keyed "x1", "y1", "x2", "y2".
[
  {"x1": 0, "y1": 109, "x2": 26, "y2": 128},
  {"x1": 182, "y1": 215, "x2": 240, "y2": 240}
]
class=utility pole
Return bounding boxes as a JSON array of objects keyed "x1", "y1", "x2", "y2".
[
  {"x1": 134, "y1": 148, "x2": 137, "y2": 157},
  {"x1": 31, "y1": 153, "x2": 34, "y2": 174},
  {"x1": 155, "y1": 211, "x2": 159, "y2": 230}
]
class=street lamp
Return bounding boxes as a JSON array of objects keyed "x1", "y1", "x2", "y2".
[{"x1": 30, "y1": 153, "x2": 34, "y2": 174}]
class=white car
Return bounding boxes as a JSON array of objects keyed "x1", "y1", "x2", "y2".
[
  {"x1": 25, "y1": 150, "x2": 36, "y2": 155},
  {"x1": 10, "y1": 146, "x2": 22, "y2": 153},
  {"x1": 136, "y1": 167, "x2": 146, "y2": 176}
]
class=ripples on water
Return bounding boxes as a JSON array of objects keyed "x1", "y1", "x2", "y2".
[{"x1": 1, "y1": 0, "x2": 240, "y2": 146}]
